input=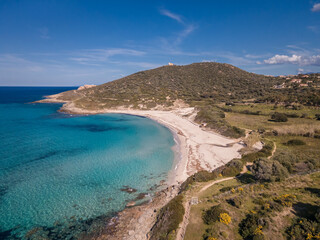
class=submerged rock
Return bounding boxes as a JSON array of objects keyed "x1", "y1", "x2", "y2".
[{"x1": 121, "y1": 186, "x2": 137, "y2": 194}]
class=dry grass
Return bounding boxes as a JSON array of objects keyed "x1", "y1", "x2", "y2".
[{"x1": 273, "y1": 124, "x2": 320, "y2": 136}]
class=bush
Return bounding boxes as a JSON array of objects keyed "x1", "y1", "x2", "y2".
[
  {"x1": 227, "y1": 197, "x2": 243, "y2": 208},
  {"x1": 202, "y1": 229, "x2": 219, "y2": 240},
  {"x1": 220, "y1": 186, "x2": 233, "y2": 193},
  {"x1": 251, "y1": 158, "x2": 289, "y2": 182},
  {"x1": 270, "y1": 112, "x2": 288, "y2": 122},
  {"x1": 219, "y1": 213, "x2": 231, "y2": 225},
  {"x1": 203, "y1": 205, "x2": 228, "y2": 225},
  {"x1": 287, "y1": 218, "x2": 320, "y2": 240},
  {"x1": 222, "y1": 159, "x2": 244, "y2": 177},
  {"x1": 273, "y1": 150, "x2": 299, "y2": 173},
  {"x1": 285, "y1": 139, "x2": 306, "y2": 146},
  {"x1": 273, "y1": 194, "x2": 296, "y2": 207},
  {"x1": 239, "y1": 214, "x2": 266, "y2": 239}
]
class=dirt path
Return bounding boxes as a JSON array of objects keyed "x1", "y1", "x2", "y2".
[
  {"x1": 176, "y1": 141, "x2": 278, "y2": 240},
  {"x1": 176, "y1": 163, "x2": 252, "y2": 240},
  {"x1": 268, "y1": 141, "x2": 277, "y2": 160}
]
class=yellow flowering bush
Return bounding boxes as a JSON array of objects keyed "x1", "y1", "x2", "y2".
[
  {"x1": 218, "y1": 173, "x2": 222, "y2": 177},
  {"x1": 219, "y1": 213, "x2": 231, "y2": 225},
  {"x1": 254, "y1": 225, "x2": 264, "y2": 236},
  {"x1": 274, "y1": 194, "x2": 296, "y2": 207},
  {"x1": 238, "y1": 187, "x2": 244, "y2": 192},
  {"x1": 207, "y1": 237, "x2": 218, "y2": 240},
  {"x1": 231, "y1": 188, "x2": 235, "y2": 193},
  {"x1": 306, "y1": 232, "x2": 320, "y2": 239}
]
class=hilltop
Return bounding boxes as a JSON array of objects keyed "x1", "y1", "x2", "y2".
[{"x1": 49, "y1": 62, "x2": 278, "y2": 109}]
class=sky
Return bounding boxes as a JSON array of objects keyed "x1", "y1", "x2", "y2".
[{"x1": 0, "y1": 0, "x2": 320, "y2": 86}]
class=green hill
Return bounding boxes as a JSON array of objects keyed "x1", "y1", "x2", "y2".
[{"x1": 55, "y1": 62, "x2": 278, "y2": 110}]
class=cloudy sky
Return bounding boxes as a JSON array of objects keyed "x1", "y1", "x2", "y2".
[{"x1": 0, "y1": 0, "x2": 320, "y2": 86}]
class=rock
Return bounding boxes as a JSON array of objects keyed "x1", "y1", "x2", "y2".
[
  {"x1": 135, "y1": 193, "x2": 147, "y2": 200},
  {"x1": 126, "y1": 201, "x2": 136, "y2": 207},
  {"x1": 77, "y1": 85, "x2": 96, "y2": 91},
  {"x1": 128, "y1": 230, "x2": 135, "y2": 236},
  {"x1": 121, "y1": 186, "x2": 138, "y2": 194}
]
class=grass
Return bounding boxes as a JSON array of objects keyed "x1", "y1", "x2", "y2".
[
  {"x1": 184, "y1": 172, "x2": 320, "y2": 240},
  {"x1": 225, "y1": 112, "x2": 320, "y2": 132},
  {"x1": 184, "y1": 179, "x2": 242, "y2": 240},
  {"x1": 221, "y1": 103, "x2": 320, "y2": 119}
]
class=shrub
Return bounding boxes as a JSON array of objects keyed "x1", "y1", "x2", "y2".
[
  {"x1": 251, "y1": 158, "x2": 289, "y2": 182},
  {"x1": 287, "y1": 218, "x2": 320, "y2": 240},
  {"x1": 273, "y1": 150, "x2": 299, "y2": 173},
  {"x1": 227, "y1": 197, "x2": 243, "y2": 208},
  {"x1": 274, "y1": 194, "x2": 296, "y2": 207},
  {"x1": 222, "y1": 159, "x2": 244, "y2": 176},
  {"x1": 272, "y1": 161, "x2": 290, "y2": 181},
  {"x1": 220, "y1": 186, "x2": 233, "y2": 193},
  {"x1": 239, "y1": 214, "x2": 266, "y2": 239},
  {"x1": 203, "y1": 205, "x2": 228, "y2": 225},
  {"x1": 219, "y1": 213, "x2": 231, "y2": 225},
  {"x1": 202, "y1": 229, "x2": 219, "y2": 240},
  {"x1": 270, "y1": 112, "x2": 288, "y2": 122},
  {"x1": 285, "y1": 139, "x2": 306, "y2": 146}
]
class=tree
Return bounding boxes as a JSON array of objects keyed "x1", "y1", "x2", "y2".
[{"x1": 270, "y1": 112, "x2": 288, "y2": 122}]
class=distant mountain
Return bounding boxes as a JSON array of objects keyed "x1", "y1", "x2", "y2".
[{"x1": 54, "y1": 62, "x2": 278, "y2": 110}]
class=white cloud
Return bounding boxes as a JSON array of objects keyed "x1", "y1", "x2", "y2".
[
  {"x1": 158, "y1": 8, "x2": 196, "y2": 46},
  {"x1": 175, "y1": 24, "x2": 196, "y2": 45},
  {"x1": 261, "y1": 54, "x2": 320, "y2": 66},
  {"x1": 297, "y1": 68, "x2": 304, "y2": 73},
  {"x1": 69, "y1": 48, "x2": 146, "y2": 65},
  {"x1": 160, "y1": 9, "x2": 183, "y2": 23},
  {"x1": 312, "y1": 3, "x2": 320, "y2": 12}
]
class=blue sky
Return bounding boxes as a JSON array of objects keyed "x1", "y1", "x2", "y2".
[{"x1": 0, "y1": 0, "x2": 320, "y2": 86}]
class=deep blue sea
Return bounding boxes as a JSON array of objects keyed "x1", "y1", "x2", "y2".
[{"x1": 0, "y1": 87, "x2": 175, "y2": 239}]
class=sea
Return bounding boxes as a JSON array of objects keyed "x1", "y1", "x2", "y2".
[{"x1": 0, "y1": 87, "x2": 175, "y2": 239}]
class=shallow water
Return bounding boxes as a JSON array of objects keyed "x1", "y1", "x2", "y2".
[{"x1": 0, "y1": 87, "x2": 175, "y2": 239}]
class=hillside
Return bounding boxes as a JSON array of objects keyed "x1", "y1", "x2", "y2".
[
  {"x1": 45, "y1": 62, "x2": 320, "y2": 138},
  {"x1": 54, "y1": 62, "x2": 278, "y2": 110}
]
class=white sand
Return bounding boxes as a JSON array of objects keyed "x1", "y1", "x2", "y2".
[{"x1": 56, "y1": 102, "x2": 243, "y2": 185}]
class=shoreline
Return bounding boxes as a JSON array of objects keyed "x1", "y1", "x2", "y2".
[
  {"x1": 54, "y1": 101, "x2": 244, "y2": 185},
  {"x1": 36, "y1": 97, "x2": 244, "y2": 239}
]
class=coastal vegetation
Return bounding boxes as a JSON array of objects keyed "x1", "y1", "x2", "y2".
[{"x1": 151, "y1": 103, "x2": 320, "y2": 240}]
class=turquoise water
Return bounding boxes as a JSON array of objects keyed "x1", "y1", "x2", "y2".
[{"x1": 0, "y1": 87, "x2": 175, "y2": 239}]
